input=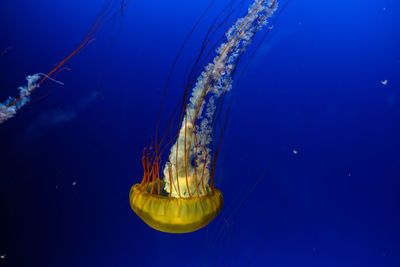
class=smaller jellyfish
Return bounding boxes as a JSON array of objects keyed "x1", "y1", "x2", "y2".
[
  {"x1": 0, "y1": 0, "x2": 130, "y2": 124},
  {"x1": 130, "y1": 0, "x2": 280, "y2": 233},
  {"x1": 0, "y1": 74, "x2": 63, "y2": 124},
  {"x1": 0, "y1": 74, "x2": 41, "y2": 123}
]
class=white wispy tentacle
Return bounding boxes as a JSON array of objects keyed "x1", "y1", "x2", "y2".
[{"x1": 163, "y1": 0, "x2": 278, "y2": 197}]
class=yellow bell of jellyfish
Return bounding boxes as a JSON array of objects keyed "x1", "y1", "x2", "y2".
[
  {"x1": 130, "y1": 0, "x2": 279, "y2": 233},
  {"x1": 129, "y1": 183, "x2": 223, "y2": 233},
  {"x1": 130, "y1": 119, "x2": 224, "y2": 233},
  {"x1": 129, "y1": 173, "x2": 223, "y2": 233}
]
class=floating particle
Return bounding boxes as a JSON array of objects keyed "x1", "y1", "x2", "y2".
[
  {"x1": 381, "y1": 80, "x2": 388, "y2": 85},
  {"x1": 55, "y1": 185, "x2": 59, "y2": 189},
  {"x1": 72, "y1": 181, "x2": 77, "y2": 186},
  {"x1": 383, "y1": 7, "x2": 386, "y2": 11},
  {"x1": 292, "y1": 149, "x2": 299, "y2": 155},
  {"x1": 0, "y1": 253, "x2": 5, "y2": 259}
]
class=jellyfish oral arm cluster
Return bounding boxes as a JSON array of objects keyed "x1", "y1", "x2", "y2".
[
  {"x1": 0, "y1": 1, "x2": 131, "y2": 125},
  {"x1": 163, "y1": 0, "x2": 278, "y2": 198},
  {"x1": 0, "y1": 73, "x2": 64, "y2": 124},
  {"x1": 0, "y1": 74, "x2": 41, "y2": 124},
  {"x1": 130, "y1": 0, "x2": 278, "y2": 233}
]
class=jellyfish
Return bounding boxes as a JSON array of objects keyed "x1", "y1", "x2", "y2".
[
  {"x1": 0, "y1": 0, "x2": 131, "y2": 124},
  {"x1": 130, "y1": 0, "x2": 281, "y2": 233}
]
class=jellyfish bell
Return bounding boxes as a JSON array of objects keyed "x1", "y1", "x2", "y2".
[
  {"x1": 130, "y1": 0, "x2": 281, "y2": 233},
  {"x1": 129, "y1": 182, "x2": 223, "y2": 233},
  {"x1": 130, "y1": 118, "x2": 224, "y2": 233}
]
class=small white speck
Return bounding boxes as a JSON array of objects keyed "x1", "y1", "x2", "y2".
[
  {"x1": 348, "y1": 172, "x2": 351, "y2": 177},
  {"x1": 55, "y1": 185, "x2": 59, "y2": 189},
  {"x1": 0, "y1": 253, "x2": 6, "y2": 259},
  {"x1": 72, "y1": 181, "x2": 77, "y2": 186},
  {"x1": 382, "y1": 7, "x2": 386, "y2": 11},
  {"x1": 268, "y1": 25, "x2": 274, "y2": 30},
  {"x1": 381, "y1": 80, "x2": 388, "y2": 85},
  {"x1": 292, "y1": 149, "x2": 298, "y2": 155}
]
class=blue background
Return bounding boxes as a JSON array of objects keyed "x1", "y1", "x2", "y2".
[{"x1": 0, "y1": 0, "x2": 399, "y2": 266}]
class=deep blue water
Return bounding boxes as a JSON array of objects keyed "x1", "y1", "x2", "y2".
[{"x1": 0, "y1": 0, "x2": 399, "y2": 266}]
